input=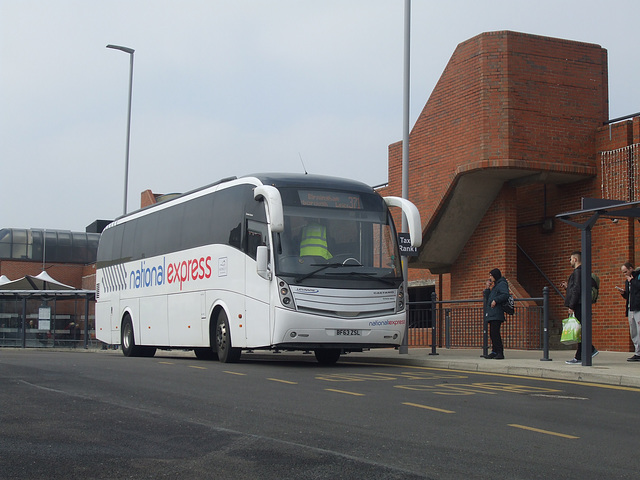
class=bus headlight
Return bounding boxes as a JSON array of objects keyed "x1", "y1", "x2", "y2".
[
  {"x1": 397, "y1": 285, "x2": 405, "y2": 312},
  {"x1": 278, "y1": 279, "x2": 296, "y2": 309}
]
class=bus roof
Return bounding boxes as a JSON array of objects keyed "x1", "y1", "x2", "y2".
[
  {"x1": 245, "y1": 173, "x2": 375, "y2": 193},
  {"x1": 107, "y1": 173, "x2": 377, "y2": 228}
]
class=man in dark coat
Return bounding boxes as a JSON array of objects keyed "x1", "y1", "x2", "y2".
[
  {"x1": 561, "y1": 251, "x2": 598, "y2": 364},
  {"x1": 483, "y1": 268, "x2": 508, "y2": 359}
]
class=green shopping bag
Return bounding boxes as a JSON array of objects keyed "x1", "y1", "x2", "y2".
[{"x1": 561, "y1": 315, "x2": 582, "y2": 345}]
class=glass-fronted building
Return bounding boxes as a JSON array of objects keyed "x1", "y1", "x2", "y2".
[{"x1": 0, "y1": 228, "x2": 100, "y2": 265}]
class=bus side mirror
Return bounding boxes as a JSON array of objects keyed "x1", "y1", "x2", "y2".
[
  {"x1": 256, "y1": 246, "x2": 271, "y2": 280},
  {"x1": 383, "y1": 196, "x2": 422, "y2": 247}
]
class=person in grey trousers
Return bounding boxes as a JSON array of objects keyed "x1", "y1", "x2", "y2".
[{"x1": 617, "y1": 262, "x2": 640, "y2": 362}]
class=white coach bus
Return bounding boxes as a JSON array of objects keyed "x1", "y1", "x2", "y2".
[{"x1": 95, "y1": 173, "x2": 421, "y2": 364}]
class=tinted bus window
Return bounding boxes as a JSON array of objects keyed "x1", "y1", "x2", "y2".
[
  {"x1": 181, "y1": 193, "x2": 215, "y2": 251},
  {"x1": 156, "y1": 203, "x2": 185, "y2": 255},
  {"x1": 121, "y1": 221, "x2": 136, "y2": 262},
  {"x1": 110, "y1": 225, "x2": 125, "y2": 264},
  {"x1": 211, "y1": 186, "x2": 251, "y2": 249},
  {"x1": 246, "y1": 220, "x2": 268, "y2": 259},
  {"x1": 134, "y1": 211, "x2": 159, "y2": 259},
  {"x1": 96, "y1": 228, "x2": 113, "y2": 264}
]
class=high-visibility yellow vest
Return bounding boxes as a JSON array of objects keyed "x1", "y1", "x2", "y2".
[{"x1": 299, "y1": 223, "x2": 332, "y2": 260}]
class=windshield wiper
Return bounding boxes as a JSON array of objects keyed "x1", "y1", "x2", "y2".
[
  {"x1": 295, "y1": 263, "x2": 361, "y2": 282},
  {"x1": 332, "y1": 271, "x2": 397, "y2": 286}
]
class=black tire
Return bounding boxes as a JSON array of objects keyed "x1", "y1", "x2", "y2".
[
  {"x1": 215, "y1": 311, "x2": 241, "y2": 363},
  {"x1": 140, "y1": 347, "x2": 157, "y2": 357},
  {"x1": 121, "y1": 315, "x2": 142, "y2": 357},
  {"x1": 194, "y1": 347, "x2": 218, "y2": 360},
  {"x1": 314, "y1": 348, "x2": 341, "y2": 365}
]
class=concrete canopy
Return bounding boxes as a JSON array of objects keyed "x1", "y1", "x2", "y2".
[{"x1": 412, "y1": 166, "x2": 594, "y2": 273}]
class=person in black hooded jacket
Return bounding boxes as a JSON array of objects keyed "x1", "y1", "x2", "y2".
[{"x1": 483, "y1": 268, "x2": 508, "y2": 359}]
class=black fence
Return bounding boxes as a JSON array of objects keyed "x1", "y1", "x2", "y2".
[
  {"x1": 407, "y1": 288, "x2": 550, "y2": 354},
  {"x1": 0, "y1": 295, "x2": 97, "y2": 349}
]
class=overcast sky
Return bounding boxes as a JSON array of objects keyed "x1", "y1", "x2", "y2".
[{"x1": 2, "y1": 0, "x2": 639, "y2": 232}]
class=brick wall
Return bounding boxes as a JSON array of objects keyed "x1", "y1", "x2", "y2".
[
  {"x1": 591, "y1": 118, "x2": 640, "y2": 351},
  {"x1": 140, "y1": 189, "x2": 158, "y2": 209},
  {"x1": 452, "y1": 185, "x2": 518, "y2": 299},
  {"x1": 382, "y1": 30, "x2": 640, "y2": 351}
]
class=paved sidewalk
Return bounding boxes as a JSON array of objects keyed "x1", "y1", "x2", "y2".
[{"x1": 345, "y1": 347, "x2": 640, "y2": 388}]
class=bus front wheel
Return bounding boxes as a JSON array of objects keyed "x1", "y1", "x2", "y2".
[
  {"x1": 314, "y1": 348, "x2": 341, "y2": 365},
  {"x1": 215, "y1": 311, "x2": 241, "y2": 363},
  {"x1": 122, "y1": 316, "x2": 140, "y2": 357},
  {"x1": 122, "y1": 316, "x2": 156, "y2": 358}
]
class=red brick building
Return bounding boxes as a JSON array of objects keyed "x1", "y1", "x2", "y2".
[{"x1": 380, "y1": 31, "x2": 640, "y2": 351}]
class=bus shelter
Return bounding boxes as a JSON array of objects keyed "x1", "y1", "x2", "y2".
[
  {"x1": 0, "y1": 273, "x2": 95, "y2": 349},
  {"x1": 556, "y1": 198, "x2": 640, "y2": 366}
]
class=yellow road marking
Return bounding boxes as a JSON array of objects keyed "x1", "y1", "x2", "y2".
[
  {"x1": 158, "y1": 361, "x2": 174, "y2": 365},
  {"x1": 268, "y1": 378, "x2": 298, "y2": 385},
  {"x1": 344, "y1": 361, "x2": 640, "y2": 393},
  {"x1": 224, "y1": 371, "x2": 247, "y2": 376},
  {"x1": 189, "y1": 365, "x2": 208, "y2": 370},
  {"x1": 403, "y1": 402, "x2": 455, "y2": 414},
  {"x1": 316, "y1": 371, "x2": 468, "y2": 382},
  {"x1": 396, "y1": 382, "x2": 561, "y2": 396},
  {"x1": 325, "y1": 388, "x2": 365, "y2": 396},
  {"x1": 509, "y1": 424, "x2": 579, "y2": 439}
]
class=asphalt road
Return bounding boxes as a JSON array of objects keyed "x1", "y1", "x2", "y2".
[{"x1": 1, "y1": 349, "x2": 638, "y2": 479}]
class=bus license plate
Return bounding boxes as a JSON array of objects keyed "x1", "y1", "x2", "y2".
[{"x1": 336, "y1": 329, "x2": 361, "y2": 336}]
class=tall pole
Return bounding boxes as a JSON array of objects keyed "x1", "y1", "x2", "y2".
[
  {"x1": 399, "y1": 0, "x2": 411, "y2": 354},
  {"x1": 581, "y1": 226, "x2": 594, "y2": 366},
  {"x1": 42, "y1": 228, "x2": 46, "y2": 271},
  {"x1": 106, "y1": 44, "x2": 135, "y2": 215}
]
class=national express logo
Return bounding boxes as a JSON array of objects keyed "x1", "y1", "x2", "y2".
[
  {"x1": 100, "y1": 255, "x2": 213, "y2": 294},
  {"x1": 128, "y1": 256, "x2": 213, "y2": 291},
  {"x1": 368, "y1": 319, "x2": 406, "y2": 327},
  {"x1": 127, "y1": 256, "x2": 212, "y2": 290}
]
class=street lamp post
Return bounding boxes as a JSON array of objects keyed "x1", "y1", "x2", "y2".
[
  {"x1": 399, "y1": 0, "x2": 411, "y2": 354},
  {"x1": 106, "y1": 44, "x2": 135, "y2": 215}
]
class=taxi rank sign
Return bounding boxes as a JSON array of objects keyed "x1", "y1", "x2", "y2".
[{"x1": 397, "y1": 233, "x2": 418, "y2": 256}]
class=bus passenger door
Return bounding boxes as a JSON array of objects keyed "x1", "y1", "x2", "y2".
[{"x1": 244, "y1": 220, "x2": 271, "y2": 347}]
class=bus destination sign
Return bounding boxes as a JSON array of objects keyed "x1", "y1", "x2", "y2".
[{"x1": 298, "y1": 190, "x2": 363, "y2": 209}]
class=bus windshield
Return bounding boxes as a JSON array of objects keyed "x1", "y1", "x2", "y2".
[{"x1": 273, "y1": 199, "x2": 402, "y2": 287}]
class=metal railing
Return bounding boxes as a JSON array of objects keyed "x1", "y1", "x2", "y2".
[
  {"x1": 0, "y1": 295, "x2": 96, "y2": 349},
  {"x1": 407, "y1": 287, "x2": 551, "y2": 358}
]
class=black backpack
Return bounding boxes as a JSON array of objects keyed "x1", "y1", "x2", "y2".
[
  {"x1": 591, "y1": 273, "x2": 600, "y2": 304},
  {"x1": 503, "y1": 294, "x2": 515, "y2": 315}
]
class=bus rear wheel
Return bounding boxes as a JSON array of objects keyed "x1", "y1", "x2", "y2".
[
  {"x1": 215, "y1": 311, "x2": 241, "y2": 363},
  {"x1": 314, "y1": 348, "x2": 341, "y2": 365}
]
